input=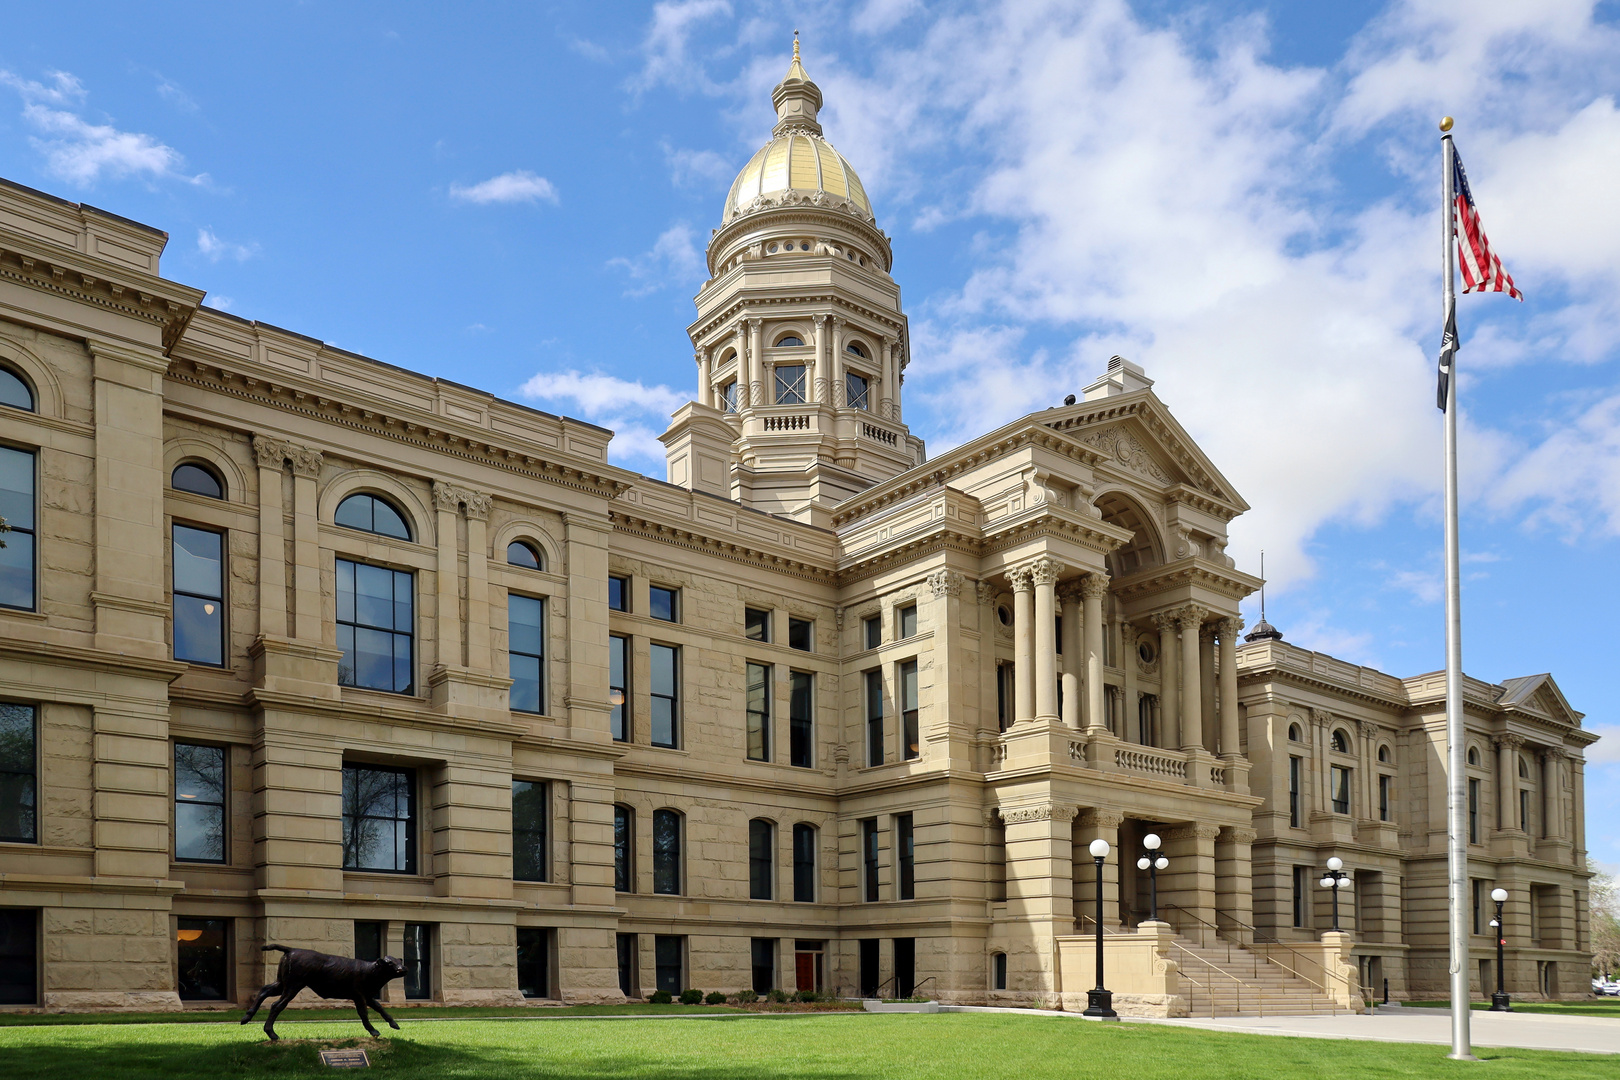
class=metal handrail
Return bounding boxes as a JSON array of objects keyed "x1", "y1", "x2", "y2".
[
  {"x1": 867, "y1": 974, "x2": 936, "y2": 1001},
  {"x1": 1166, "y1": 941, "x2": 1267, "y2": 1019},
  {"x1": 1161, "y1": 903, "x2": 1345, "y2": 1014}
]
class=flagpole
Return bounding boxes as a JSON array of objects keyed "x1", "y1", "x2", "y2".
[{"x1": 1439, "y1": 116, "x2": 1474, "y2": 1062}]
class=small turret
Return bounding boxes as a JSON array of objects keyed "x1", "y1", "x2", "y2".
[{"x1": 772, "y1": 31, "x2": 824, "y2": 136}]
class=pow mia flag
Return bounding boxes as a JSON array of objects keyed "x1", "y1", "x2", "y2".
[{"x1": 1437, "y1": 301, "x2": 1458, "y2": 411}]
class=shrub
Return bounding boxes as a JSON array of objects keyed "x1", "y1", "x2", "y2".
[
  {"x1": 793, "y1": 989, "x2": 819, "y2": 1003},
  {"x1": 649, "y1": 990, "x2": 673, "y2": 1005},
  {"x1": 766, "y1": 988, "x2": 789, "y2": 1003},
  {"x1": 679, "y1": 988, "x2": 703, "y2": 1005},
  {"x1": 705, "y1": 991, "x2": 727, "y2": 1006},
  {"x1": 734, "y1": 990, "x2": 759, "y2": 1004}
]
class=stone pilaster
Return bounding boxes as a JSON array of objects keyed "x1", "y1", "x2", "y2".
[
  {"x1": 1177, "y1": 606, "x2": 1208, "y2": 751},
  {"x1": 287, "y1": 443, "x2": 324, "y2": 644},
  {"x1": 1073, "y1": 809, "x2": 1124, "y2": 928},
  {"x1": 252, "y1": 435, "x2": 289, "y2": 640},
  {"x1": 1215, "y1": 826, "x2": 1257, "y2": 943},
  {"x1": 1082, "y1": 573, "x2": 1109, "y2": 734},
  {"x1": 1059, "y1": 583, "x2": 1082, "y2": 730},
  {"x1": 1161, "y1": 824, "x2": 1221, "y2": 932},
  {"x1": 1151, "y1": 612, "x2": 1179, "y2": 748},
  {"x1": 1008, "y1": 566, "x2": 1034, "y2": 724},
  {"x1": 1030, "y1": 557, "x2": 1063, "y2": 724}
]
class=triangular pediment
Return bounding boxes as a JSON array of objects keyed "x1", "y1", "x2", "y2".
[{"x1": 1497, "y1": 673, "x2": 1584, "y2": 727}]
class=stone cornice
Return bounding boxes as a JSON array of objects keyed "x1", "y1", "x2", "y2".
[
  {"x1": 689, "y1": 289, "x2": 904, "y2": 350},
  {"x1": 1110, "y1": 557, "x2": 1260, "y2": 605},
  {"x1": 609, "y1": 508, "x2": 836, "y2": 584},
  {"x1": 0, "y1": 235, "x2": 202, "y2": 352},
  {"x1": 708, "y1": 204, "x2": 892, "y2": 276}
]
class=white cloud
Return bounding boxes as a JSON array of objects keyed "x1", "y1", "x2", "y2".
[
  {"x1": 206, "y1": 295, "x2": 234, "y2": 311},
  {"x1": 520, "y1": 370, "x2": 687, "y2": 420},
  {"x1": 608, "y1": 222, "x2": 706, "y2": 297},
  {"x1": 196, "y1": 228, "x2": 257, "y2": 262},
  {"x1": 630, "y1": 0, "x2": 734, "y2": 95},
  {"x1": 852, "y1": 0, "x2": 923, "y2": 35},
  {"x1": 0, "y1": 69, "x2": 85, "y2": 105},
  {"x1": 449, "y1": 170, "x2": 558, "y2": 205},
  {"x1": 663, "y1": 142, "x2": 733, "y2": 187},
  {"x1": 1, "y1": 68, "x2": 202, "y2": 186}
]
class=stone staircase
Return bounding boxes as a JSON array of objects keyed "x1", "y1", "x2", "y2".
[{"x1": 1167, "y1": 930, "x2": 1348, "y2": 1017}]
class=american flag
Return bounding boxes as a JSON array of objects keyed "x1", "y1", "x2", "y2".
[{"x1": 1452, "y1": 150, "x2": 1523, "y2": 301}]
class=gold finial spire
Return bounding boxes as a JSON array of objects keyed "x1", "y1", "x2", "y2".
[{"x1": 793, "y1": 29, "x2": 800, "y2": 62}]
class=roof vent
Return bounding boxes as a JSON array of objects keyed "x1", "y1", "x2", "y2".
[{"x1": 1083, "y1": 355, "x2": 1153, "y2": 400}]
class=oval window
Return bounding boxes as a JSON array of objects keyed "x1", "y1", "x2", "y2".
[
  {"x1": 335, "y1": 493, "x2": 412, "y2": 540},
  {"x1": 171, "y1": 462, "x2": 224, "y2": 499}
]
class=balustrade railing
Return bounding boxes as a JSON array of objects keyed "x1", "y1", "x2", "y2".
[{"x1": 1114, "y1": 745, "x2": 1187, "y2": 780}]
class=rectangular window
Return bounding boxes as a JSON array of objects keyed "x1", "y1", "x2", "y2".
[
  {"x1": 894, "y1": 938, "x2": 916, "y2": 998},
  {"x1": 993, "y1": 952, "x2": 1008, "y2": 991},
  {"x1": 997, "y1": 663, "x2": 1013, "y2": 733},
  {"x1": 775, "y1": 364, "x2": 807, "y2": 405},
  {"x1": 614, "y1": 805, "x2": 633, "y2": 892},
  {"x1": 517, "y1": 927, "x2": 551, "y2": 998},
  {"x1": 1468, "y1": 778, "x2": 1480, "y2": 843},
  {"x1": 655, "y1": 935, "x2": 684, "y2": 995},
  {"x1": 898, "y1": 605, "x2": 917, "y2": 639},
  {"x1": 1288, "y1": 757, "x2": 1302, "y2": 828},
  {"x1": 751, "y1": 938, "x2": 776, "y2": 994},
  {"x1": 608, "y1": 575, "x2": 629, "y2": 612},
  {"x1": 0, "y1": 447, "x2": 36, "y2": 611},
  {"x1": 745, "y1": 607, "x2": 771, "y2": 642},
  {"x1": 172, "y1": 524, "x2": 225, "y2": 665},
  {"x1": 859, "y1": 938, "x2": 880, "y2": 997},
  {"x1": 900, "y1": 660, "x2": 920, "y2": 761},
  {"x1": 0, "y1": 909, "x2": 35, "y2": 1005},
  {"x1": 649, "y1": 585, "x2": 679, "y2": 622},
  {"x1": 1471, "y1": 879, "x2": 1482, "y2": 936},
  {"x1": 865, "y1": 669, "x2": 884, "y2": 767},
  {"x1": 336, "y1": 558, "x2": 414, "y2": 694},
  {"x1": 653, "y1": 808, "x2": 681, "y2": 895},
  {"x1": 176, "y1": 917, "x2": 228, "y2": 1000},
  {"x1": 862, "y1": 817, "x2": 880, "y2": 903},
  {"x1": 354, "y1": 921, "x2": 383, "y2": 962},
  {"x1": 1293, "y1": 866, "x2": 1313, "y2": 928},
  {"x1": 1520, "y1": 788, "x2": 1530, "y2": 833},
  {"x1": 173, "y1": 742, "x2": 227, "y2": 863},
  {"x1": 1330, "y1": 764, "x2": 1351, "y2": 814},
  {"x1": 0, "y1": 704, "x2": 38, "y2": 844},
  {"x1": 846, "y1": 372, "x2": 870, "y2": 411},
  {"x1": 617, "y1": 933, "x2": 638, "y2": 997},
  {"x1": 896, "y1": 813, "x2": 915, "y2": 901},
  {"x1": 508, "y1": 595, "x2": 545, "y2": 714},
  {"x1": 793, "y1": 823, "x2": 816, "y2": 903},
  {"x1": 864, "y1": 615, "x2": 881, "y2": 650},
  {"x1": 609, "y1": 634, "x2": 630, "y2": 741},
  {"x1": 403, "y1": 923, "x2": 431, "y2": 999},
  {"x1": 512, "y1": 780, "x2": 548, "y2": 882},
  {"x1": 749, "y1": 818, "x2": 773, "y2": 900},
  {"x1": 790, "y1": 671, "x2": 813, "y2": 768},
  {"x1": 650, "y1": 644, "x2": 679, "y2": 748},
  {"x1": 722, "y1": 381, "x2": 739, "y2": 413},
  {"x1": 342, "y1": 763, "x2": 416, "y2": 874},
  {"x1": 746, "y1": 662, "x2": 771, "y2": 762},
  {"x1": 788, "y1": 617, "x2": 813, "y2": 651},
  {"x1": 1379, "y1": 774, "x2": 1392, "y2": 822}
]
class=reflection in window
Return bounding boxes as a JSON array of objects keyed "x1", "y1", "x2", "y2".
[
  {"x1": 342, "y1": 763, "x2": 416, "y2": 873},
  {"x1": 0, "y1": 704, "x2": 38, "y2": 843},
  {"x1": 774, "y1": 364, "x2": 806, "y2": 405},
  {"x1": 745, "y1": 607, "x2": 770, "y2": 642},
  {"x1": 900, "y1": 660, "x2": 920, "y2": 760},
  {"x1": 649, "y1": 586, "x2": 678, "y2": 622},
  {"x1": 898, "y1": 605, "x2": 917, "y2": 639},
  {"x1": 507, "y1": 541, "x2": 541, "y2": 570},
  {"x1": 788, "y1": 617, "x2": 812, "y2": 651},
  {"x1": 746, "y1": 662, "x2": 771, "y2": 762},
  {"x1": 513, "y1": 779, "x2": 548, "y2": 882},
  {"x1": 337, "y1": 559, "x2": 414, "y2": 694},
  {"x1": 655, "y1": 935, "x2": 683, "y2": 995},
  {"x1": 1331, "y1": 764, "x2": 1351, "y2": 815},
  {"x1": 1331, "y1": 729, "x2": 1350, "y2": 753},
  {"x1": 614, "y1": 805, "x2": 634, "y2": 892},
  {"x1": 846, "y1": 342, "x2": 868, "y2": 358},
  {"x1": 174, "y1": 743, "x2": 226, "y2": 862},
  {"x1": 774, "y1": 335, "x2": 805, "y2": 347},
  {"x1": 651, "y1": 644, "x2": 678, "y2": 748},
  {"x1": 176, "y1": 918, "x2": 228, "y2": 1000},
  {"x1": 335, "y1": 493, "x2": 412, "y2": 541},
  {"x1": 0, "y1": 447, "x2": 36, "y2": 611},
  {"x1": 509, "y1": 595, "x2": 545, "y2": 713},
  {"x1": 793, "y1": 823, "x2": 816, "y2": 903},
  {"x1": 846, "y1": 372, "x2": 869, "y2": 411},
  {"x1": 861, "y1": 817, "x2": 879, "y2": 902},
  {"x1": 896, "y1": 813, "x2": 915, "y2": 900},
  {"x1": 0, "y1": 367, "x2": 33, "y2": 412},
  {"x1": 172, "y1": 525, "x2": 225, "y2": 665},
  {"x1": 722, "y1": 381, "x2": 739, "y2": 413},
  {"x1": 865, "y1": 669, "x2": 883, "y2": 767},
  {"x1": 790, "y1": 671, "x2": 813, "y2": 768},
  {"x1": 608, "y1": 575, "x2": 629, "y2": 612},
  {"x1": 171, "y1": 462, "x2": 224, "y2": 499},
  {"x1": 749, "y1": 818, "x2": 773, "y2": 900},
  {"x1": 864, "y1": 616, "x2": 881, "y2": 650},
  {"x1": 653, "y1": 809, "x2": 681, "y2": 895},
  {"x1": 403, "y1": 923, "x2": 431, "y2": 999},
  {"x1": 609, "y1": 634, "x2": 630, "y2": 741}
]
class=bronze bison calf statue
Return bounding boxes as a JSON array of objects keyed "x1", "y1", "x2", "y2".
[{"x1": 241, "y1": 944, "x2": 406, "y2": 1040}]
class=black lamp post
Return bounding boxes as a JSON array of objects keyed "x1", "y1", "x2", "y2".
[
  {"x1": 1082, "y1": 838, "x2": 1117, "y2": 1019},
  {"x1": 1489, "y1": 888, "x2": 1511, "y2": 1011},
  {"x1": 1135, "y1": 833, "x2": 1168, "y2": 922},
  {"x1": 1318, "y1": 857, "x2": 1350, "y2": 931}
]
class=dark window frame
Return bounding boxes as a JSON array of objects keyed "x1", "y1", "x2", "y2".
[
  {"x1": 1330, "y1": 764, "x2": 1351, "y2": 815},
  {"x1": 516, "y1": 927, "x2": 552, "y2": 999},
  {"x1": 614, "y1": 805, "x2": 634, "y2": 892},
  {"x1": 1379, "y1": 774, "x2": 1392, "y2": 822},
  {"x1": 334, "y1": 492, "x2": 413, "y2": 541},
  {"x1": 749, "y1": 818, "x2": 774, "y2": 900},
  {"x1": 341, "y1": 762, "x2": 418, "y2": 875},
  {"x1": 652, "y1": 808, "x2": 682, "y2": 895},
  {"x1": 792, "y1": 822, "x2": 816, "y2": 903},
  {"x1": 789, "y1": 670, "x2": 813, "y2": 768},
  {"x1": 609, "y1": 633, "x2": 630, "y2": 742},
  {"x1": 171, "y1": 523, "x2": 227, "y2": 666},
  {"x1": 774, "y1": 363, "x2": 807, "y2": 405},
  {"x1": 508, "y1": 593, "x2": 546, "y2": 714},
  {"x1": 171, "y1": 461, "x2": 224, "y2": 499},
  {"x1": 897, "y1": 605, "x2": 917, "y2": 640},
  {"x1": 654, "y1": 935, "x2": 684, "y2": 995},
  {"x1": 845, "y1": 371, "x2": 870, "y2": 411},
  {"x1": 864, "y1": 669, "x2": 884, "y2": 767},
  {"x1": 746, "y1": 661, "x2": 771, "y2": 762},
  {"x1": 863, "y1": 615, "x2": 881, "y2": 650},
  {"x1": 650, "y1": 643, "x2": 680, "y2": 749},
  {"x1": 0, "y1": 365, "x2": 35, "y2": 412},
  {"x1": 336, "y1": 557, "x2": 415, "y2": 695},
  {"x1": 861, "y1": 817, "x2": 880, "y2": 903},
  {"x1": 1288, "y1": 756, "x2": 1303, "y2": 828},
  {"x1": 899, "y1": 660, "x2": 920, "y2": 761},
  {"x1": 896, "y1": 813, "x2": 915, "y2": 901},
  {"x1": 0, "y1": 703, "x2": 39, "y2": 844},
  {"x1": 512, "y1": 779, "x2": 549, "y2": 883},
  {"x1": 608, "y1": 575, "x2": 630, "y2": 612},
  {"x1": 403, "y1": 922, "x2": 432, "y2": 999},
  {"x1": 173, "y1": 741, "x2": 227, "y2": 863},
  {"x1": 649, "y1": 585, "x2": 679, "y2": 623},
  {"x1": 354, "y1": 921, "x2": 383, "y2": 961},
  {"x1": 751, "y1": 937, "x2": 776, "y2": 994},
  {"x1": 788, "y1": 616, "x2": 813, "y2": 651},
  {"x1": 506, "y1": 540, "x2": 542, "y2": 570},
  {"x1": 0, "y1": 445, "x2": 38, "y2": 613},
  {"x1": 745, "y1": 607, "x2": 771, "y2": 642},
  {"x1": 176, "y1": 917, "x2": 229, "y2": 1001}
]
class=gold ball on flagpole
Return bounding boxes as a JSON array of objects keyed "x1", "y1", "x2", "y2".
[{"x1": 1439, "y1": 116, "x2": 1454, "y2": 132}]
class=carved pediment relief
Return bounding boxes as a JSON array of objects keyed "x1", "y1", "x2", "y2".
[{"x1": 1079, "y1": 425, "x2": 1173, "y2": 486}]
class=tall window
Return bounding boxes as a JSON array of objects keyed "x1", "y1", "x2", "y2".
[
  {"x1": 865, "y1": 669, "x2": 884, "y2": 766},
  {"x1": 608, "y1": 575, "x2": 629, "y2": 612},
  {"x1": 997, "y1": 663, "x2": 1013, "y2": 733},
  {"x1": 846, "y1": 372, "x2": 870, "y2": 410},
  {"x1": 512, "y1": 780, "x2": 548, "y2": 882},
  {"x1": 172, "y1": 525, "x2": 225, "y2": 665},
  {"x1": 1379, "y1": 775, "x2": 1391, "y2": 822},
  {"x1": 792, "y1": 823, "x2": 816, "y2": 903},
  {"x1": 722, "y1": 381, "x2": 739, "y2": 412},
  {"x1": 0, "y1": 447, "x2": 36, "y2": 611},
  {"x1": 171, "y1": 462, "x2": 223, "y2": 499},
  {"x1": 1293, "y1": 866, "x2": 1309, "y2": 928},
  {"x1": 788, "y1": 617, "x2": 813, "y2": 651},
  {"x1": 614, "y1": 805, "x2": 634, "y2": 892},
  {"x1": 354, "y1": 921, "x2": 383, "y2": 962},
  {"x1": 745, "y1": 607, "x2": 771, "y2": 642},
  {"x1": 1330, "y1": 765, "x2": 1351, "y2": 815},
  {"x1": 609, "y1": 634, "x2": 630, "y2": 741},
  {"x1": 517, "y1": 927, "x2": 551, "y2": 998},
  {"x1": 1471, "y1": 879, "x2": 1482, "y2": 935},
  {"x1": 751, "y1": 938, "x2": 776, "y2": 995},
  {"x1": 900, "y1": 660, "x2": 920, "y2": 761},
  {"x1": 896, "y1": 813, "x2": 915, "y2": 901},
  {"x1": 1520, "y1": 788, "x2": 1531, "y2": 833},
  {"x1": 1288, "y1": 757, "x2": 1303, "y2": 828},
  {"x1": 789, "y1": 671, "x2": 813, "y2": 768},
  {"x1": 654, "y1": 935, "x2": 683, "y2": 995},
  {"x1": 1467, "y1": 778, "x2": 1479, "y2": 843},
  {"x1": 898, "y1": 605, "x2": 917, "y2": 639},
  {"x1": 0, "y1": 703, "x2": 37, "y2": 844},
  {"x1": 403, "y1": 923, "x2": 431, "y2": 999},
  {"x1": 864, "y1": 615, "x2": 881, "y2": 650},
  {"x1": 0, "y1": 909, "x2": 36, "y2": 1005},
  {"x1": 335, "y1": 492, "x2": 412, "y2": 540},
  {"x1": 176, "y1": 918, "x2": 228, "y2": 1000},
  {"x1": 336, "y1": 559, "x2": 414, "y2": 694},
  {"x1": 649, "y1": 585, "x2": 679, "y2": 622},
  {"x1": 652, "y1": 809, "x2": 681, "y2": 895},
  {"x1": 746, "y1": 662, "x2": 771, "y2": 762},
  {"x1": 173, "y1": 743, "x2": 226, "y2": 862},
  {"x1": 775, "y1": 364, "x2": 806, "y2": 405},
  {"x1": 651, "y1": 644, "x2": 679, "y2": 748},
  {"x1": 342, "y1": 763, "x2": 416, "y2": 873},
  {"x1": 861, "y1": 817, "x2": 880, "y2": 902},
  {"x1": 508, "y1": 595, "x2": 545, "y2": 713},
  {"x1": 749, "y1": 818, "x2": 774, "y2": 900}
]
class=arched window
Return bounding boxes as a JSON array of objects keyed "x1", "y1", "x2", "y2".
[
  {"x1": 614, "y1": 805, "x2": 634, "y2": 893},
  {"x1": 335, "y1": 492, "x2": 412, "y2": 541},
  {"x1": 1518, "y1": 755, "x2": 1530, "y2": 779},
  {"x1": 652, "y1": 808, "x2": 682, "y2": 895},
  {"x1": 1467, "y1": 747, "x2": 1479, "y2": 766},
  {"x1": 1331, "y1": 729, "x2": 1350, "y2": 754},
  {"x1": 0, "y1": 366, "x2": 34, "y2": 412},
  {"x1": 749, "y1": 818, "x2": 774, "y2": 900},
  {"x1": 792, "y1": 823, "x2": 816, "y2": 903},
  {"x1": 774, "y1": 334, "x2": 805, "y2": 347},
  {"x1": 507, "y1": 541, "x2": 542, "y2": 570},
  {"x1": 846, "y1": 342, "x2": 868, "y2": 358},
  {"x1": 1377, "y1": 745, "x2": 1390, "y2": 763},
  {"x1": 171, "y1": 462, "x2": 224, "y2": 499},
  {"x1": 1288, "y1": 723, "x2": 1301, "y2": 742}
]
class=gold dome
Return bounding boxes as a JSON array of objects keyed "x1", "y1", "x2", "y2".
[{"x1": 723, "y1": 132, "x2": 872, "y2": 224}]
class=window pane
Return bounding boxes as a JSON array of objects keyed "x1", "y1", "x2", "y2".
[
  {"x1": 0, "y1": 447, "x2": 35, "y2": 531},
  {"x1": 394, "y1": 570, "x2": 413, "y2": 628},
  {"x1": 775, "y1": 364, "x2": 806, "y2": 405},
  {"x1": 507, "y1": 542, "x2": 540, "y2": 570},
  {"x1": 372, "y1": 500, "x2": 410, "y2": 540},
  {"x1": 337, "y1": 559, "x2": 356, "y2": 623},
  {"x1": 793, "y1": 824, "x2": 815, "y2": 903},
  {"x1": 846, "y1": 372, "x2": 869, "y2": 410},
  {"x1": 653, "y1": 810, "x2": 680, "y2": 895},
  {"x1": 513, "y1": 780, "x2": 548, "y2": 882},
  {"x1": 343, "y1": 765, "x2": 415, "y2": 872},
  {"x1": 609, "y1": 635, "x2": 628, "y2": 741},
  {"x1": 865, "y1": 617, "x2": 880, "y2": 650},
  {"x1": 335, "y1": 494, "x2": 372, "y2": 531},
  {"x1": 0, "y1": 772, "x2": 37, "y2": 843},
  {"x1": 899, "y1": 606, "x2": 917, "y2": 639},
  {"x1": 355, "y1": 921, "x2": 383, "y2": 962},
  {"x1": 354, "y1": 563, "x2": 396, "y2": 628},
  {"x1": 0, "y1": 531, "x2": 33, "y2": 610},
  {"x1": 649, "y1": 587, "x2": 676, "y2": 622},
  {"x1": 172, "y1": 526, "x2": 223, "y2": 599},
  {"x1": 651, "y1": 697, "x2": 675, "y2": 749},
  {"x1": 517, "y1": 928, "x2": 550, "y2": 997},
  {"x1": 171, "y1": 463, "x2": 223, "y2": 499},
  {"x1": 790, "y1": 671, "x2": 813, "y2": 769},
  {"x1": 651, "y1": 644, "x2": 675, "y2": 692},
  {"x1": 393, "y1": 632, "x2": 413, "y2": 694},
  {"x1": 175, "y1": 802, "x2": 225, "y2": 861},
  {"x1": 746, "y1": 662, "x2": 770, "y2": 762},
  {"x1": 788, "y1": 618, "x2": 812, "y2": 651},
  {"x1": 614, "y1": 806, "x2": 632, "y2": 892},
  {"x1": 608, "y1": 576, "x2": 627, "y2": 611},
  {"x1": 175, "y1": 743, "x2": 225, "y2": 803},
  {"x1": 749, "y1": 819, "x2": 773, "y2": 900},
  {"x1": 0, "y1": 704, "x2": 35, "y2": 774},
  {"x1": 0, "y1": 705, "x2": 39, "y2": 841},
  {"x1": 655, "y1": 936, "x2": 682, "y2": 994},
  {"x1": 176, "y1": 918, "x2": 228, "y2": 1000},
  {"x1": 354, "y1": 627, "x2": 395, "y2": 689},
  {"x1": 865, "y1": 669, "x2": 883, "y2": 766},
  {"x1": 403, "y1": 923, "x2": 430, "y2": 998},
  {"x1": 173, "y1": 594, "x2": 224, "y2": 665},
  {"x1": 509, "y1": 653, "x2": 541, "y2": 713},
  {"x1": 509, "y1": 596, "x2": 544, "y2": 656},
  {"x1": 745, "y1": 608, "x2": 770, "y2": 642},
  {"x1": 0, "y1": 368, "x2": 32, "y2": 411}
]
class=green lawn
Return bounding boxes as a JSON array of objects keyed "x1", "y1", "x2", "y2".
[
  {"x1": 1403, "y1": 1000, "x2": 1620, "y2": 1019},
  {"x1": 0, "y1": 1003, "x2": 737, "y2": 1027},
  {"x1": 1, "y1": 1012, "x2": 1614, "y2": 1080}
]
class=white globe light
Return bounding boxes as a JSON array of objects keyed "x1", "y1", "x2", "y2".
[
  {"x1": 1319, "y1": 877, "x2": 1334, "y2": 889},
  {"x1": 1144, "y1": 833, "x2": 1162, "y2": 851},
  {"x1": 1491, "y1": 888, "x2": 1508, "y2": 903},
  {"x1": 1326, "y1": 857, "x2": 1343, "y2": 872},
  {"x1": 1089, "y1": 838, "x2": 1110, "y2": 858},
  {"x1": 1489, "y1": 919, "x2": 1500, "y2": 928},
  {"x1": 1137, "y1": 857, "x2": 1150, "y2": 870},
  {"x1": 1336, "y1": 877, "x2": 1351, "y2": 888},
  {"x1": 1155, "y1": 857, "x2": 1169, "y2": 870}
]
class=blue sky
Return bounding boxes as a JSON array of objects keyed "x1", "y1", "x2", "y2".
[{"x1": 2, "y1": 1, "x2": 1616, "y2": 869}]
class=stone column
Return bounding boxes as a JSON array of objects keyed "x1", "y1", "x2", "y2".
[
  {"x1": 1495, "y1": 733, "x2": 1523, "y2": 831},
  {"x1": 1358, "y1": 720, "x2": 1378, "y2": 822},
  {"x1": 696, "y1": 351, "x2": 713, "y2": 408},
  {"x1": 1199, "y1": 625, "x2": 1217, "y2": 752},
  {"x1": 927, "y1": 569, "x2": 970, "y2": 763},
  {"x1": 734, "y1": 323, "x2": 749, "y2": 407},
  {"x1": 1178, "y1": 606, "x2": 1208, "y2": 752},
  {"x1": 1032, "y1": 558, "x2": 1062, "y2": 724},
  {"x1": 1312, "y1": 709, "x2": 1333, "y2": 814},
  {"x1": 1573, "y1": 755, "x2": 1587, "y2": 858},
  {"x1": 1120, "y1": 620, "x2": 1138, "y2": 743},
  {"x1": 1152, "y1": 613, "x2": 1179, "y2": 749},
  {"x1": 1059, "y1": 584, "x2": 1082, "y2": 730},
  {"x1": 1009, "y1": 567, "x2": 1035, "y2": 724},
  {"x1": 464, "y1": 492, "x2": 492, "y2": 672},
  {"x1": 288, "y1": 445, "x2": 324, "y2": 643},
  {"x1": 828, "y1": 317, "x2": 846, "y2": 408},
  {"x1": 977, "y1": 581, "x2": 1001, "y2": 738},
  {"x1": 1217, "y1": 617, "x2": 1242, "y2": 758},
  {"x1": 1082, "y1": 573, "x2": 1109, "y2": 733},
  {"x1": 433, "y1": 482, "x2": 463, "y2": 670},
  {"x1": 1073, "y1": 810, "x2": 1124, "y2": 928},
  {"x1": 252, "y1": 436, "x2": 289, "y2": 639},
  {"x1": 813, "y1": 315, "x2": 828, "y2": 406},
  {"x1": 748, "y1": 318, "x2": 764, "y2": 407},
  {"x1": 1215, "y1": 827, "x2": 1256, "y2": 944}
]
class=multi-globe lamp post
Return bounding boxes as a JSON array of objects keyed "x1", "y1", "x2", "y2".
[
  {"x1": 1082, "y1": 838, "x2": 1118, "y2": 1019},
  {"x1": 1488, "y1": 888, "x2": 1511, "y2": 1011},
  {"x1": 1136, "y1": 833, "x2": 1168, "y2": 922},
  {"x1": 1319, "y1": 857, "x2": 1351, "y2": 930}
]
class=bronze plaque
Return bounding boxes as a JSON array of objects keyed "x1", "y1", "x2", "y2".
[{"x1": 319, "y1": 1048, "x2": 371, "y2": 1068}]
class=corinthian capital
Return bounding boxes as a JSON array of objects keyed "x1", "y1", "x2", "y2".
[
  {"x1": 1006, "y1": 566, "x2": 1034, "y2": 593},
  {"x1": 433, "y1": 481, "x2": 464, "y2": 513},
  {"x1": 976, "y1": 580, "x2": 999, "y2": 606},
  {"x1": 462, "y1": 491, "x2": 493, "y2": 521},
  {"x1": 927, "y1": 569, "x2": 964, "y2": 599},
  {"x1": 1176, "y1": 604, "x2": 1209, "y2": 631},
  {"x1": 1150, "y1": 611, "x2": 1178, "y2": 634},
  {"x1": 1217, "y1": 616, "x2": 1245, "y2": 639},
  {"x1": 1028, "y1": 556, "x2": 1064, "y2": 588},
  {"x1": 1081, "y1": 571, "x2": 1111, "y2": 600},
  {"x1": 251, "y1": 434, "x2": 288, "y2": 470},
  {"x1": 1494, "y1": 733, "x2": 1525, "y2": 751},
  {"x1": 284, "y1": 444, "x2": 323, "y2": 477}
]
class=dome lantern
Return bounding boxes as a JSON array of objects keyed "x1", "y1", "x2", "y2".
[{"x1": 772, "y1": 31, "x2": 823, "y2": 136}]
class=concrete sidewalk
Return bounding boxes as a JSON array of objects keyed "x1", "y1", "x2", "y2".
[{"x1": 1137, "y1": 1007, "x2": 1620, "y2": 1055}]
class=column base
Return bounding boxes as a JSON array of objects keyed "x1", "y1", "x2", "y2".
[{"x1": 1082, "y1": 988, "x2": 1119, "y2": 1019}]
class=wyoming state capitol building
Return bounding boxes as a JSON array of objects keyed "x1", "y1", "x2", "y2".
[{"x1": 0, "y1": 49, "x2": 1597, "y2": 1015}]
